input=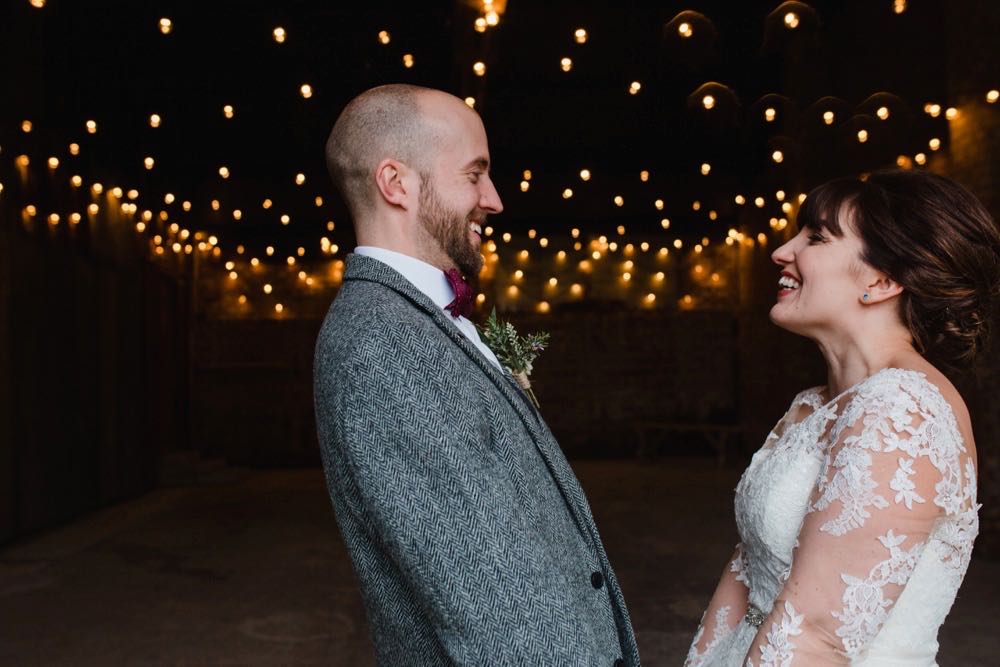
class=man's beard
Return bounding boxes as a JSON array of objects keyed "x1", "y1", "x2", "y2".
[{"x1": 417, "y1": 178, "x2": 483, "y2": 277}]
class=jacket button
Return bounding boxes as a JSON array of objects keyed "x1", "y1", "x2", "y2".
[
  {"x1": 614, "y1": 660, "x2": 625, "y2": 667},
  {"x1": 591, "y1": 571, "x2": 604, "y2": 589}
]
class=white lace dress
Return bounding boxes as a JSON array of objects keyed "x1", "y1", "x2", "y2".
[{"x1": 685, "y1": 368, "x2": 979, "y2": 666}]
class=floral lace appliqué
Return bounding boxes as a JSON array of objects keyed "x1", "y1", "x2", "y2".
[
  {"x1": 685, "y1": 605, "x2": 736, "y2": 667},
  {"x1": 747, "y1": 600, "x2": 803, "y2": 667},
  {"x1": 833, "y1": 529, "x2": 924, "y2": 657}
]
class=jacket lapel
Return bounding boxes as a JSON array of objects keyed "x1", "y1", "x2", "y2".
[{"x1": 342, "y1": 254, "x2": 599, "y2": 545}]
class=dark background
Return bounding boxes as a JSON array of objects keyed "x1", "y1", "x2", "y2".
[{"x1": 1, "y1": 0, "x2": 997, "y2": 556}]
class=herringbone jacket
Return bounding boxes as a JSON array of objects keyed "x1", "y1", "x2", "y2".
[{"x1": 314, "y1": 254, "x2": 640, "y2": 666}]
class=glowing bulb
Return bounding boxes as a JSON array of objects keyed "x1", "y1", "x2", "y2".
[
  {"x1": 613, "y1": 195, "x2": 624, "y2": 207},
  {"x1": 21, "y1": 120, "x2": 32, "y2": 133},
  {"x1": 219, "y1": 166, "x2": 230, "y2": 179},
  {"x1": 702, "y1": 94, "x2": 715, "y2": 110},
  {"x1": 660, "y1": 218, "x2": 670, "y2": 229},
  {"x1": 654, "y1": 199, "x2": 664, "y2": 210},
  {"x1": 987, "y1": 90, "x2": 999, "y2": 104},
  {"x1": 69, "y1": 143, "x2": 80, "y2": 155},
  {"x1": 47, "y1": 157, "x2": 59, "y2": 169},
  {"x1": 579, "y1": 169, "x2": 591, "y2": 181},
  {"x1": 520, "y1": 180, "x2": 530, "y2": 192},
  {"x1": 403, "y1": 54, "x2": 414, "y2": 68},
  {"x1": 275, "y1": 304, "x2": 283, "y2": 313},
  {"x1": 754, "y1": 196, "x2": 765, "y2": 208},
  {"x1": 640, "y1": 170, "x2": 649, "y2": 182},
  {"x1": 915, "y1": 152, "x2": 927, "y2": 165},
  {"x1": 945, "y1": 107, "x2": 958, "y2": 120},
  {"x1": 764, "y1": 107, "x2": 776, "y2": 122},
  {"x1": 474, "y1": 18, "x2": 487, "y2": 32},
  {"x1": 464, "y1": 97, "x2": 476, "y2": 108},
  {"x1": 734, "y1": 194, "x2": 746, "y2": 205},
  {"x1": 159, "y1": 18, "x2": 172, "y2": 35},
  {"x1": 629, "y1": 81, "x2": 641, "y2": 95},
  {"x1": 86, "y1": 120, "x2": 97, "y2": 134},
  {"x1": 29, "y1": 0, "x2": 45, "y2": 8},
  {"x1": 823, "y1": 110, "x2": 835, "y2": 125},
  {"x1": 784, "y1": 12, "x2": 799, "y2": 28},
  {"x1": 485, "y1": 10, "x2": 499, "y2": 26},
  {"x1": 300, "y1": 84, "x2": 313, "y2": 98},
  {"x1": 574, "y1": 28, "x2": 588, "y2": 44},
  {"x1": 771, "y1": 150, "x2": 784, "y2": 163},
  {"x1": 377, "y1": 30, "x2": 390, "y2": 45},
  {"x1": 857, "y1": 129, "x2": 869, "y2": 143},
  {"x1": 700, "y1": 163, "x2": 711, "y2": 175},
  {"x1": 928, "y1": 137, "x2": 941, "y2": 151},
  {"x1": 295, "y1": 173, "x2": 306, "y2": 185},
  {"x1": 473, "y1": 61, "x2": 486, "y2": 76},
  {"x1": 893, "y1": 0, "x2": 907, "y2": 14},
  {"x1": 223, "y1": 105, "x2": 235, "y2": 119},
  {"x1": 273, "y1": 27, "x2": 286, "y2": 43},
  {"x1": 678, "y1": 22, "x2": 693, "y2": 38},
  {"x1": 560, "y1": 57, "x2": 573, "y2": 72},
  {"x1": 924, "y1": 103, "x2": 941, "y2": 117},
  {"x1": 149, "y1": 114, "x2": 161, "y2": 128},
  {"x1": 281, "y1": 214, "x2": 291, "y2": 225},
  {"x1": 562, "y1": 188, "x2": 574, "y2": 199},
  {"x1": 876, "y1": 106, "x2": 890, "y2": 120}
]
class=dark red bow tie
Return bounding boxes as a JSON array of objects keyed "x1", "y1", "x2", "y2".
[{"x1": 444, "y1": 268, "x2": 474, "y2": 319}]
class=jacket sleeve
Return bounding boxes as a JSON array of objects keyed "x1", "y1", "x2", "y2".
[
  {"x1": 741, "y1": 386, "x2": 976, "y2": 666},
  {"x1": 326, "y1": 327, "x2": 612, "y2": 664}
]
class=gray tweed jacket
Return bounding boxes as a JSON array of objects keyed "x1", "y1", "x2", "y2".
[{"x1": 314, "y1": 254, "x2": 640, "y2": 666}]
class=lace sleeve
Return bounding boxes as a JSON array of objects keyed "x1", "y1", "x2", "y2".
[
  {"x1": 685, "y1": 543, "x2": 750, "y2": 666},
  {"x1": 742, "y1": 376, "x2": 977, "y2": 666}
]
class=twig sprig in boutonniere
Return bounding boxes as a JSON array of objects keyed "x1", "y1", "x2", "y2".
[{"x1": 478, "y1": 308, "x2": 550, "y2": 408}]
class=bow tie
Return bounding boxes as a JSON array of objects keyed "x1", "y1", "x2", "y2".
[{"x1": 444, "y1": 268, "x2": 474, "y2": 319}]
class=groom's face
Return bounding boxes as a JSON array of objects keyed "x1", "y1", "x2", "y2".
[
  {"x1": 414, "y1": 94, "x2": 503, "y2": 277},
  {"x1": 418, "y1": 175, "x2": 486, "y2": 277}
]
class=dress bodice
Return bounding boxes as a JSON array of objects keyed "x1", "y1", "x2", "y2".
[{"x1": 686, "y1": 368, "x2": 979, "y2": 666}]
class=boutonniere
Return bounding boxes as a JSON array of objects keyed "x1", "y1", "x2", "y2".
[{"x1": 478, "y1": 308, "x2": 550, "y2": 408}]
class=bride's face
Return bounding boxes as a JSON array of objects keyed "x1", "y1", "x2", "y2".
[{"x1": 768, "y1": 209, "x2": 870, "y2": 338}]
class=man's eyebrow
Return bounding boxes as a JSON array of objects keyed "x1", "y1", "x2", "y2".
[{"x1": 463, "y1": 157, "x2": 490, "y2": 171}]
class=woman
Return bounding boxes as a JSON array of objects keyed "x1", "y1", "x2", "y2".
[{"x1": 685, "y1": 169, "x2": 999, "y2": 666}]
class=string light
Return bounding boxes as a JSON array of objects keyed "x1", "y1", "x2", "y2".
[
  {"x1": 295, "y1": 173, "x2": 306, "y2": 185},
  {"x1": 945, "y1": 107, "x2": 958, "y2": 120},
  {"x1": 764, "y1": 107, "x2": 776, "y2": 122},
  {"x1": 876, "y1": 106, "x2": 890, "y2": 120},
  {"x1": 924, "y1": 103, "x2": 941, "y2": 117},
  {"x1": 702, "y1": 94, "x2": 715, "y2": 109},
  {"x1": 219, "y1": 166, "x2": 230, "y2": 179},
  {"x1": 574, "y1": 28, "x2": 588, "y2": 44},
  {"x1": 29, "y1": 0, "x2": 45, "y2": 8},
  {"x1": 464, "y1": 97, "x2": 476, "y2": 108},
  {"x1": 473, "y1": 61, "x2": 486, "y2": 76},
  {"x1": 784, "y1": 12, "x2": 799, "y2": 29},
  {"x1": 159, "y1": 18, "x2": 172, "y2": 35},
  {"x1": 857, "y1": 129, "x2": 869, "y2": 143},
  {"x1": 987, "y1": 90, "x2": 999, "y2": 104},
  {"x1": 579, "y1": 169, "x2": 591, "y2": 181},
  {"x1": 613, "y1": 195, "x2": 624, "y2": 207},
  {"x1": 629, "y1": 81, "x2": 642, "y2": 95},
  {"x1": 300, "y1": 84, "x2": 313, "y2": 98},
  {"x1": 893, "y1": 0, "x2": 907, "y2": 14},
  {"x1": 678, "y1": 22, "x2": 693, "y2": 38},
  {"x1": 377, "y1": 30, "x2": 390, "y2": 45},
  {"x1": 149, "y1": 114, "x2": 161, "y2": 128},
  {"x1": 700, "y1": 163, "x2": 711, "y2": 175},
  {"x1": 223, "y1": 105, "x2": 235, "y2": 119},
  {"x1": 928, "y1": 137, "x2": 941, "y2": 151},
  {"x1": 823, "y1": 110, "x2": 835, "y2": 125},
  {"x1": 562, "y1": 188, "x2": 573, "y2": 199},
  {"x1": 86, "y1": 120, "x2": 97, "y2": 134},
  {"x1": 403, "y1": 54, "x2": 415, "y2": 68},
  {"x1": 474, "y1": 18, "x2": 487, "y2": 32},
  {"x1": 639, "y1": 170, "x2": 649, "y2": 182},
  {"x1": 273, "y1": 27, "x2": 286, "y2": 43},
  {"x1": 560, "y1": 57, "x2": 573, "y2": 72},
  {"x1": 771, "y1": 150, "x2": 784, "y2": 163}
]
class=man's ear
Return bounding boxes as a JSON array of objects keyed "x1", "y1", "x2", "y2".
[
  {"x1": 862, "y1": 273, "x2": 904, "y2": 305},
  {"x1": 374, "y1": 158, "x2": 416, "y2": 209}
]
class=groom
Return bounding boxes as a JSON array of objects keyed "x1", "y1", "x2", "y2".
[{"x1": 314, "y1": 84, "x2": 639, "y2": 666}]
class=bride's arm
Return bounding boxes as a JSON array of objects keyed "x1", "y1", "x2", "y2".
[
  {"x1": 740, "y1": 389, "x2": 973, "y2": 665},
  {"x1": 684, "y1": 542, "x2": 750, "y2": 666}
]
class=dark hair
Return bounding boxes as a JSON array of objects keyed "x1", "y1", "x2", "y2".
[{"x1": 798, "y1": 169, "x2": 1000, "y2": 369}]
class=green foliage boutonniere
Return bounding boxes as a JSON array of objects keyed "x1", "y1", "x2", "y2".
[{"x1": 478, "y1": 309, "x2": 550, "y2": 408}]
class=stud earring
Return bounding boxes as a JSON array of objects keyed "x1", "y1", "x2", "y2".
[{"x1": 862, "y1": 293, "x2": 870, "y2": 301}]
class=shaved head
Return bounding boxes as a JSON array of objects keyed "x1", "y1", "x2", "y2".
[{"x1": 325, "y1": 84, "x2": 452, "y2": 223}]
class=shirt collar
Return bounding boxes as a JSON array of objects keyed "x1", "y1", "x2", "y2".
[{"x1": 353, "y1": 246, "x2": 454, "y2": 310}]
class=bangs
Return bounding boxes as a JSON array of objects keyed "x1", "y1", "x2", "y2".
[{"x1": 797, "y1": 177, "x2": 863, "y2": 237}]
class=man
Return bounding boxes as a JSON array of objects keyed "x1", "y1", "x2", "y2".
[{"x1": 314, "y1": 84, "x2": 639, "y2": 666}]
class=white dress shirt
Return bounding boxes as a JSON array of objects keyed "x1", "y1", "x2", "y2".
[{"x1": 354, "y1": 246, "x2": 503, "y2": 371}]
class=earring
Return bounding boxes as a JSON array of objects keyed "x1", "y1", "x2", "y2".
[{"x1": 862, "y1": 293, "x2": 870, "y2": 301}]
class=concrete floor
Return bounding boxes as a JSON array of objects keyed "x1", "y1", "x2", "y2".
[{"x1": 1, "y1": 460, "x2": 997, "y2": 665}]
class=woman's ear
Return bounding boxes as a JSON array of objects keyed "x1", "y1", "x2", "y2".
[{"x1": 861, "y1": 273, "x2": 904, "y2": 305}]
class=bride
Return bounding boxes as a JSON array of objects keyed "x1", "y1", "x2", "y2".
[{"x1": 685, "y1": 169, "x2": 1000, "y2": 666}]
